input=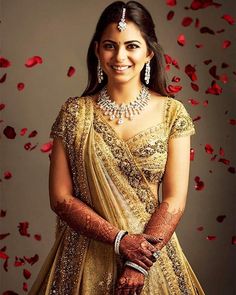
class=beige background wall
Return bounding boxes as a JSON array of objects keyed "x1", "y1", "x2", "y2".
[{"x1": 0, "y1": 0, "x2": 235, "y2": 294}]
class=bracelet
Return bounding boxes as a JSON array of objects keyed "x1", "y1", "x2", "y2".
[
  {"x1": 124, "y1": 261, "x2": 148, "y2": 277},
  {"x1": 114, "y1": 230, "x2": 128, "y2": 255}
]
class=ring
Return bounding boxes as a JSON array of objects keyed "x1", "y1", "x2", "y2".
[{"x1": 152, "y1": 250, "x2": 161, "y2": 260}]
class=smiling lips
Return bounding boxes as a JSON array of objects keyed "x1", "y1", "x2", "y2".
[{"x1": 111, "y1": 65, "x2": 132, "y2": 71}]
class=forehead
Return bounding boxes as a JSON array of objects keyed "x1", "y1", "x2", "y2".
[{"x1": 100, "y1": 21, "x2": 145, "y2": 43}]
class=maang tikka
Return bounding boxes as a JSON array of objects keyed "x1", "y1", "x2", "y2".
[{"x1": 117, "y1": 7, "x2": 127, "y2": 31}]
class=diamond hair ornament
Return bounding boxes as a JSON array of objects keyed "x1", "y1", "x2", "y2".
[{"x1": 118, "y1": 7, "x2": 127, "y2": 32}]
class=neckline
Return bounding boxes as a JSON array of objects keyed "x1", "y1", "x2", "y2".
[{"x1": 90, "y1": 96, "x2": 171, "y2": 144}]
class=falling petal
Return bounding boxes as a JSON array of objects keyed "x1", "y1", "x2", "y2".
[
  {"x1": 25, "y1": 56, "x2": 43, "y2": 68},
  {"x1": 4, "y1": 172, "x2": 12, "y2": 180},
  {"x1": 203, "y1": 100, "x2": 208, "y2": 107},
  {"x1": 24, "y1": 143, "x2": 32, "y2": 151},
  {"x1": 40, "y1": 141, "x2": 53, "y2": 153},
  {"x1": 229, "y1": 119, "x2": 236, "y2": 125},
  {"x1": 17, "y1": 222, "x2": 30, "y2": 237},
  {"x1": 204, "y1": 59, "x2": 212, "y2": 65},
  {"x1": 232, "y1": 236, "x2": 236, "y2": 245},
  {"x1": 28, "y1": 130, "x2": 38, "y2": 138},
  {"x1": 177, "y1": 34, "x2": 186, "y2": 46},
  {"x1": 194, "y1": 176, "x2": 204, "y2": 191},
  {"x1": 197, "y1": 226, "x2": 204, "y2": 231},
  {"x1": 218, "y1": 158, "x2": 230, "y2": 165},
  {"x1": 220, "y1": 74, "x2": 228, "y2": 83},
  {"x1": 188, "y1": 98, "x2": 199, "y2": 105},
  {"x1": 190, "y1": 148, "x2": 195, "y2": 161},
  {"x1": 200, "y1": 27, "x2": 215, "y2": 34},
  {"x1": 167, "y1": 10, "x2": 175, "y2": 20},
  {"x1": 30, "y1": 143, "x2": 38, "y2": 151},
  {"x1": 34, "y1": 234, "x2": 42, "y2": 241},
  {"x1": 195, "y1": 44, "x2": 204, "y2": 48},
  {"x1": 191, "y1": 83, "x2": 199, "y2": 91},
  {"x1": 221, "y1": 62, "x2": 229, "y2": 68},
  {"x1": 216, "y1": 215, "x2": 226, "y2": 222},
  {"x1": 20, "y1": 128, "x2": 27, "y2": 136},
  {"x1": 182, "y1": 17, "x2": 193, "y2": 26},
  {"x1": 14, "y1": 256, "x2": 25, "y2": 267},
  {"x1": 23, "y1": 282, "x2": 28, "y2": 292},
  {"x1": 190, "y1": 1, "x2": 221, "y2": 10},
  {"x1": 167, "y1": 85, "x2": 182, "y2": 94},
  {"x1": 23, "y1": 254, "x2": 39, "y2": 265},
  {"x1": 0, "y1": 73, "x2": 7, "y2": 83},
  {"x1": 0, "y1": 233, "x2": 10, "y2": 240},
  {"x1": 228, "y1": 167, "x2": 235, "y2": 174},
  {"x1": 164, "y1": 54, "x2": 172, "y2": 64},
  {"x1": 205, "y1": 144, "x2": 214, "y2": 154},
  {"x1": 195, "y1": 18, "x2": 200, "y2": 28},
  {"x1": 211, "y1": 154, "x2": 217, "y2": 161},
  {"x1": 0, "y1": 210, "x2": 6, "y2": 217},
  {"x1": 166, "y1": 0, "x2": 176, "y2": 6},
  {"x1": 17, "y1": 83, "x2": 25, "y2": 91},
  {"x1": 185, "y1": 64, "x2": 197, "y2": 81},
  {"x1": 172, "y1": 59, "x2": 180, "y2": 69},
  {"x1": 209, "y1": 65, "x2": 219, "y2": 79},
  {"x1": 219, "y1": 147, "x2": 224, "y2": 156},
  {"x1": 0, "y1": 103, "x2": 5, "y2": 110},
  {"x1": 216, "y1": 29, "x2": 225, "y2": 34},
  {"x1": 193, "y1": 115, "x2": 201, "y2": 122},
  {"x1": 23, "y1": 269, "x2": 31, "y2": 279},
  {"x1": 3, "y1": 126, "x2": 16, "y2": 139},
  {"x1": 67, "y1": 66, "x2": 75, "y2": 77},
  {"x1": 205, "y1": 81, "x2": 222, "y2": 95},
  {"x1": 206, "y1": 235, "x2": 216, "y2": 241},
  {"x1": 172, "y1": 76, "x2": 181, "y2": 82},
  {"x1": 0, "y1": 57, "x2": 11, "y2": 67},
  {"x1": 0, "y1": 251, "x2": 9, "y2": 259},
  {"x1": 2, "y1": 292, "x2": 18, "y2": 295},
  {"x1": 222, "y1": 40, "x2": 231, "y2": 49},
  {"x1": 222, "y1": 14, "x2": 235, "y2": 25}
]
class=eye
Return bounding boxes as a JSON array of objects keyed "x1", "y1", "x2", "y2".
[
  {"x1": 127, "y1": 44, "x2": 140, "y2": 49},
  {"x1": 103, "y1": 43, "x2": 115, "y2": 49}
]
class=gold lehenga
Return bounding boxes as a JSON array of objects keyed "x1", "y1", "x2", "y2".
[{"x1": 29, "y1": 95, "x2": 205, "y2": 294}]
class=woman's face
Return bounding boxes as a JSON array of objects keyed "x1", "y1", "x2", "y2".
[{"x1": 95, "y1": 21, "x2": 154, "y2": 85}]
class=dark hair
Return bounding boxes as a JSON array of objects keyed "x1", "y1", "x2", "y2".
[{"x1": 81, "y1": 1, "x2": 174, "y2": 98}]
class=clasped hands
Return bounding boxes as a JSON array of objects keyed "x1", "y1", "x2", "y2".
[{"x1": 115, "y1": 233, "x2": 163, "y2": 295}]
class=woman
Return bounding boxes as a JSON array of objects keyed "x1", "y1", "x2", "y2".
[{"x1": 29, "y1": 1, "x2": 205, "y2": 294}]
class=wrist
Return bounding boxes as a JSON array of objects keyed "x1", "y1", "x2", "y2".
[{"x1": 114, "y1": 230, "x2": 128, "y2": 254}]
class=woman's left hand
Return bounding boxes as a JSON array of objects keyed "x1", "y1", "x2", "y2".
[{"x1": 115, "y1": 266, "x2": 145, "y2": 295}]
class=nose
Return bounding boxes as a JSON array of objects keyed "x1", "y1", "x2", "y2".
[{"x1": 115, "y1": 46, "x2": 126, "y2": 62}]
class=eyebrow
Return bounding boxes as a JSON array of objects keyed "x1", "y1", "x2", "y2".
[{"x1": 102, "y1": 39, "x2": 141, "y2": 44}]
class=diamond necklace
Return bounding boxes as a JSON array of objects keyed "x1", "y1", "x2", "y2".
[{"x1": 96, "y1": 84, "x2": 151, "y2": 125}]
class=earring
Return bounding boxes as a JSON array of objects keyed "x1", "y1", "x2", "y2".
[
  {"x1": 144, "y1": 61, "x2": 151, "y2": 85},
  {"x1": 97, "y1": 59, "x2": 103, "y2": 84}
]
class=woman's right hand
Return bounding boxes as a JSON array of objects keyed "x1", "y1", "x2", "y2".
[{"x1": 119, "y1": 233, "x2": 161, "y2": 271}]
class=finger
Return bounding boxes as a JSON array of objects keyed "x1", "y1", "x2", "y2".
[
  {"x1": 143, "y1": 234, "x2": 163, "y2": 244},
  {"x1": 140, "y1": 256, "x2": 153, "y2": 267},
  {"x1": 136, "y1": 285, "x2": 144, "y2": 295},
  {"x1": 132, "y1": 259, "x2": 150, "y2": 271}
]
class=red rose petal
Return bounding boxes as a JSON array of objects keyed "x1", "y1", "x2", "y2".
[
  {"x1": 3, "y1": 126, "x2": 16, "y2": 139},
  {"x1": 4, "y1": 172, "x2": 12, "y2": 180},
  {"x1": 190, "y1": 148, "x2": 195, "y2": 161},
  {"x1": 191, "y1": 83, "x2": 199, "y2": 91},
  {"x1": 17, "y1": 83, "x2": 25, "y2": 91},
  {"x1": 0, "y1": 103, "x2": 6, "y2": 110},
  {"x1": 204, "y1": 59, "x2": 212, "y2": 65},
  {"x1": 190, "y1": 1, "x2": 222, "y2": 10},
  {"x1": 221, "y1": 62, "x2": 229, "y2": 68},
  {"x1": 193, "y1": 115, "x2": 201, "y2": 122},
  {"x1": 0, "y1": 233, "x2": 10, "y2": 240},
  {"x1": 23, "y1": 254, "x2": 39, "y2": 265},
  {"x1": 182, "y1": 17, "x2": 193, "y2": 26},
  {"x1": 177, "y1": 34, "x2": 186, "y2": 46},
  {"x1": 209, "y1": 65, "x2": 219, "y2": 79},
  {"x1": 0, "y1": 73, "x2": 7, "y2": 83},
  {"x1": 203, "y1": 100, "x2": 208, "y2": 107},
  {"x1": 2, "y1": 292, "x2": 18, "y2": 295},
  {"x1": 20, "y1": 128, "x2": 28, "y2": 136},
  {"x1": 185, "y1": 64, "x2": 197, "y2": 81},
  {"x1": 34, "y1": 234, "x2": 42, "y2": 241},
  {"x1": 24, "y1": 143, "x2": 32, "y2": 151},
  {"x1": 195, "y1": 44, "x2": 203, "y2": 48},
  {"x1": 222, "y1": 14, "x2": 235, "y2": 25},
  {"x1": 166, "y1": 0, "x2": 176, "y2": 6},
  {"x1": 167, "y1": 10, "x2": 175, "y2": 20},
  {"x1": 17, "y1": 222, "x2": 30, "y2": 237},
  {"x1": 205, "y1": 144, "x2": 214, "y2": 154},
  {"x1": 232, "y1": 236, "x2": 236, "y2": 245},
  {"x1": 25, "y1": 56, "x2": 43, "y2": 68},
  {"x1": 30, "y1": 143, "x2": 38, "y2": 151},
  {"x1": 205, "y1": 81, "x2": 222, "y2": 95},
  {"x1": 40, "y1": 141, "x2": 53, "y2": 153},
  {"x1": 211, "y1": 154, "x2": 217, "y2": 161},
  {"x1": 216, "y1": 29, "x2": 225, "y2": 34},
  {"x1": 195, "y1": 18, "x2": 200, "y2": 28},
  {"x1": 228, "y1": 167, "x2": 235, "y2": 174},
  {"x1": 216, "y1": 215, "x2": 226, "y2": 223},
  {"x1": 0, "y1": 210, "x2": 7, "y2": 217},
  {"x1": 218, "y1": 158, "x2": 230, "y2": 165},
  {"x1": 188, "y1": 98, "x2": 199, "y2": 105},
  {"x1": 194, "y1": 176, "x2": 204, "y2": 191},
  {"x1": 23, "y1": 269, "x2": 31, "y2": 279},
  {"x1": 28, "y1": 130, "x2": 38, "y2": 138},
  {"x1": 164, "y1": 54, "x2": 172, "y2": 65},
  {"x1": 167, "y1": 85, "x2": 182, "y2": 94},
  {"x1": 14, "y1": 256, "x2": 25, "y2": 267},
  {"x1": 222, "y1": 40, "x2": 231, "y2": 49},
  {"x1": 197, "y1": 226, "x2": 204, "y2": 231},
  {"x1": 229, "y1": 119, "x2": 236, "y2": 125},
  {"x1": 200, "y1": 26, "x2": 215, "y2": 34},
  {"x1": 67, "y1": 66, "x2": 75, "y2": 77},
  {"x1": 220, "y1": 73, "x2": 228, "y2": 84},
  {"x1": 219, "y1": 147, "x2": 224, "y2": 156},
  {"x1": 172, "y1": 76, "x2": 181, "y2": 82},
  {"x1": 206, "y1": 235, "x2": 216, "y2": 241},
  {"x1": 0, "y1": 251, "x2": 9, "y2": 259},
  {"x1": 23, "y1": 282, "x2": 28, "y2": 292},
  {"x1": 0, "y1": 57, "x2": 11, "y2": 67}
]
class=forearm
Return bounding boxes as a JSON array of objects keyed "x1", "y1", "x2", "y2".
[
  {"x1": 143, "y1": 199, "x2": 185, "y2": 250},
  {"x1": 52, "y1": 195, "x2": 120, "y2": 244}
]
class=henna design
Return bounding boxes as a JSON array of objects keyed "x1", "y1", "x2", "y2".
[
  {"x1": 54, "y1": 197, "x2": 120, "y2": 244},
  {"x1": 143, "y1": 201, "x2": 184, "y2": 251}
]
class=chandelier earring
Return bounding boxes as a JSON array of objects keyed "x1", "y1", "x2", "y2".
[
  {"x1": 97, "y1": 59, "x2": 104, "y2": 84},
  {"x1": 144, "y1": 61, "x2": 151, "y2": 85}
]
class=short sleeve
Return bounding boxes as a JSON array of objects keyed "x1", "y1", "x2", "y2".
[{"x1": 169, "y1": 100, "x2": 195, "y2": 139}]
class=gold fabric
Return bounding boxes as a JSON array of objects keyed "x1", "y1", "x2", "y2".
[{"x1": 29, "y1": 96, "x2": 205, "y2": 295}]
